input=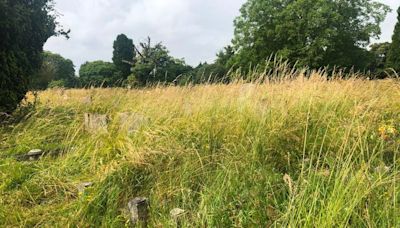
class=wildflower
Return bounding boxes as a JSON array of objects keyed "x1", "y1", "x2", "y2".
[{"x1": 378, "y1": 125, "x2": 397, "y2": 140}]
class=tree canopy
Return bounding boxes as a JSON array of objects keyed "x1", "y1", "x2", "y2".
[
  {"x1": 112, "y1": 34, "x2": 135, "y2": 79},
  {"x1": 131, "y1": 37, "x2": 192, "y2": 85},
  {"x1": 0, "y1": 0, "x2": 66, "y2": 113},
  {"x1": 79, "y1": 61, "x2": 120, "y2": 87},
  {"x1": 368, "y1": 42, "x2": 391, "y2": 77},
  {"x1": 32, "y1": 51, "x2": 76, "y2": 89},
  {"x1": 231, "y1": 0, "x2": 390, "y2": 71},
  {"x1": 386, "y1": 6, "x2": 400, "y2": 72}
]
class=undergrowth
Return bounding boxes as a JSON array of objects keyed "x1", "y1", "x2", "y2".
[{"x1": 0, "y1": 73, "x2": 399, "y2": 227}]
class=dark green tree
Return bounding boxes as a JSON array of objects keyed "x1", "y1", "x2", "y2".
[
  {"x1": 0, "y1": 0, "x2": 67, "y2": 114},
  {"x1": 131, "y1": 37, "x2": 192, "y2": 85},
  {"x1": 79, "y1": 61, "x2": 120, "y2": 87},
  {"x1": 216, "y1": 45, "x2": 235, "y2": 69},
  {"x1": 32, "y1": 51, "x2": 76, "y2": 89},
  {"x1": 113, "y1": 34, "x2": 135, "y2": 79},
  {"x1": 386, "y1": 6, "x2": 400, "y2": 72},
  {"x1": 368, "y1": 42, "x2": 391, "y2": 77},
  {"x1": 190, "y1": 62, "x2": 227, "y2": 84},
  {"x1": 231, "y1": 0, "x2": 390, "y2": 71}
]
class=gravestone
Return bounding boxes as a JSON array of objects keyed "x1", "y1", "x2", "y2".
[
  {"x1": 170, "y1": 208, "x2": 186, "y2": 227},
  {"x1": 84, "y1": 113, "x2": 109, "y2": 132},
  {"x1": 27, "y1": 149, "x2": 44, "y2": 161},
  {"x1": 128, "y1": 197, "x2": 149, "y2": 227},
  {"x1": 77, "y1": 182, "x2": 93, "y2": 194}
]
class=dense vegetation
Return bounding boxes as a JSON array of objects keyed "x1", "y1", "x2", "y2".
[
  {"x1": 387, "y1": 6, "x2": 400, "y2": 73},
  {"x1": 0, "y1": 1, "x2": 399, "y2": 227},
  {"x1": 2, "y1": 0, "x2": 400, "y2": 114},
  {"x1": 0, "y1": 0, "x2": 64, "y2": 114},
  {"x1": 38, "y1": 1, "x2": 400, "y2": 89},
  {"x1": 230, "y1": 0, "x2": 390, "y2": 71},
  {"x1": 112, "y1": 34, "x2": 135, "y2": 80},
  {"x1": 79, "y1": 61, "x2": 120, "y2": 87},
  {"x1": 32, "y1": 51, "x2": 77, "y2": 89},
  {"x1": 0, "y1": 73, "x2": 398, "y2": 226}
]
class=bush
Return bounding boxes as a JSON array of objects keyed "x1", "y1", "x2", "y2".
[
  {"x1": 0, "y1": 0, "x2": 62, "y2": 114},
  {"x1": 125, "y1": 74, "x2": 138, "y2": 88},
  {"x1": 48, "y1": 80, "x2": 66, "y2": 89}
]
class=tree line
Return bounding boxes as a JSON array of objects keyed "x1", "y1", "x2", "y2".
[
  {"x1": 32, "y1": 35, "x2": 229, "y2": 89},
  {"x1": 2, "y1": 0, "x2": 400, "y2": 114}
]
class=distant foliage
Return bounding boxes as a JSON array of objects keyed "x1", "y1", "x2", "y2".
[
  {"x1": 113, "y1": 34, "x2": 135, "y2": 80},
  {"x1": 215, "y1": 45, "x2": 235, "y2": 68},
  {"x1": 125, "y1": 74, "x2": 138, "y2": 87},
  {"x1": 368, "y1": 42, "x2": 391, "y2": 78},
  {"x1": 386, "y1": 6, "x2": 400, "y2": 72},
  {"x1": 191, "y1": 62, "x2": 228, "y2": 84},
  {"x1": 79, "y1": 61, "x2": 121, "y2": 87},
  {"x1": 231, "y1": 0, "x2": 390, "y2": 72},
  {"x1": 131, "y1": 37, "x2": 192, "y2": 86},
  {"x1": 32, "y1": 51, "x2": 77, "y2": 90},
  {"x1": 48, "y1": 80, "x2": 66, "y2": 89},
  {"x1": 0, "y1": 0, "x2": 66, "y2": 113}
]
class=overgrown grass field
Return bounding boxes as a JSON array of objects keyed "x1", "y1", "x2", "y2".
[{"x1": 0, "y1": 73, "x2": 399, "y2": 227}]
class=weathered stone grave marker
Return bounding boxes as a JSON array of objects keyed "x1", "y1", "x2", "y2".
[
  {"x1": 127, "y1": 197, "x2": 149, "y2": 227},
  {"x1": 84, "y1": 113, "x2": 109, "y2": 132},
  {"x1": 77, "y1": 182, "x2": 93, "y2": 194},
  {"x1": 170, "y1": 208, "x2": 186, "y2": 227},
  {"x1": 26, "y1": 149, "x2": 44, "y2": 161}
]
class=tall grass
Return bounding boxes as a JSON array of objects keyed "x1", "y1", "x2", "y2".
[{"x1": 0, "y1": 72, "x2": 399, "y2": 227}]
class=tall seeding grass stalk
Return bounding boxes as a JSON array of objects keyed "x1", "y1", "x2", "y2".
[{"x1": 0, "y1": 66, "x2": 399, "y2": 227}]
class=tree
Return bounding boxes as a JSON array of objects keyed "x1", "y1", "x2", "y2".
[
  {"x1": 231, "y1": 0, "x2": 390, "y2": 71},
  {"x1": 32, "y1": 51, "x2": 76, "y2": 89},
  {"x1": 216, "y1": 45, "x2": 235, "y2": 67},
  {"x1": 113, "y1": 34, "x2": 135, "y2": 79},
  {"x1": 191, "y1": 62, "x2": 228, "y2": 84},
  {"x1": 386, "y1": 6, "x2": 400, "y2": 72},
  {"x1": 0, "y1": 0, "x2": 68, "y2": 114},
  {"x1": 368, "y1": 42, "x2": 391, "y2": 77},
  {"x1": 79, "y1": 61, "x2": 120, "y2": 87},
  {"x1": 131, "y1": 37, "x2": 192, "y2": 85}
]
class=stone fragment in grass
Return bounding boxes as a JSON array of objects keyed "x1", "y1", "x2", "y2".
[
  {"x1": 27, "y1": 149, "x2": 44, "y2": 161},
  {"x1": 77, "y1": 182, "x2": 93, "y2": 194},
  {"x1": 170, "y1": 208, "x2": 186, "y2": 227},
  {"x1": 128, "y1": 197, "x2": 149, "y2": 226},
  {"x1": 117, "y1": 112, "x2": 149, "y2": 134},
  {"x1": 84, "y1": 113, "x2": 109, "y2": 133},
  {"x1": 170, "y1": 208, "x2": 185, "y2": 219},
  {"x1": 375, "y1": 164, "x2": 390, "y2": 174}
]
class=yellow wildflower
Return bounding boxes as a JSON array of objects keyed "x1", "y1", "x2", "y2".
[{"x1": 379, "y1": 125, "x2": 397, "y2": 140}]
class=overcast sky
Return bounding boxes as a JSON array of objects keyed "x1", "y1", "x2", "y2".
[{"x1": 44, "y1": 0, "x2": 400, "y2": 70}]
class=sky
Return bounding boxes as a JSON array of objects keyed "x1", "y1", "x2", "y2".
[{"x1": 44, "y1": 0, "x2": 400, "y2": 70}]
